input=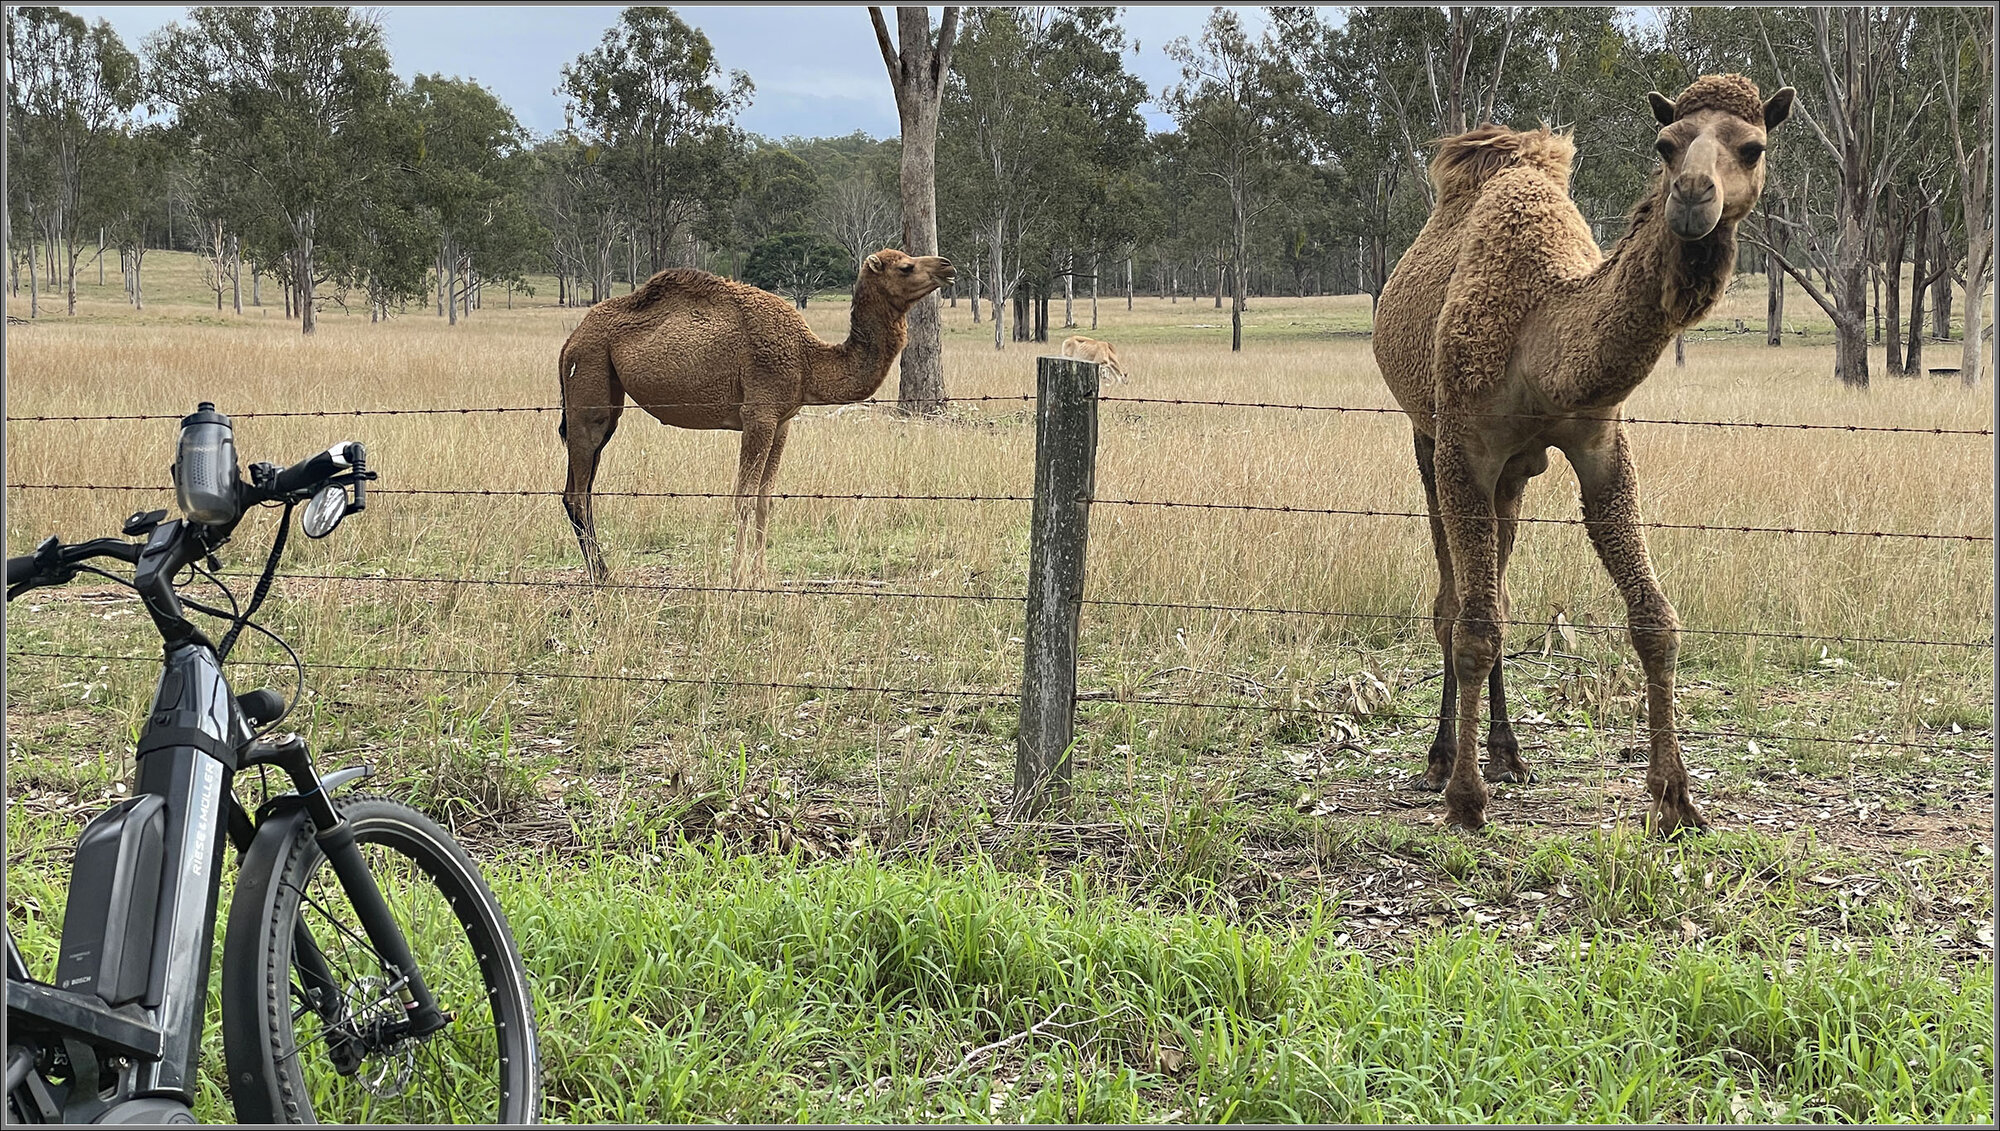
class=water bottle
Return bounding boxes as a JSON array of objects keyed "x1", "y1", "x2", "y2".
[{"x1": 173, "y1": 402, "x2": 241, "y2": 526}]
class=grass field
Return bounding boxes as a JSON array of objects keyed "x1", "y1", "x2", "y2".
[{"x1": 5, "y1": 253, "x2": 1995, "y2": 1122}]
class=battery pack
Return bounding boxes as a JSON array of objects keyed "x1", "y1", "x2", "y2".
[{"x1": 54, "y1": 793, "x2": 166, "y2": 1006}]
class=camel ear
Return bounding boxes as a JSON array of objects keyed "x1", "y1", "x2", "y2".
[
  {"x1": 1647, "y1": 91, "x2": 1677, "y2": 126},
  {"x1": 863, "y1": 254, "x2": 883, "y2": 273},
  {"x1": 1762, "y1": 86, "x2": 1795, "y2": 130}
]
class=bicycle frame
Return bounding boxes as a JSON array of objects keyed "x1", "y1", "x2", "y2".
[{"x1": 7, "y1": 513, "x2": 441, "y2": 1121}]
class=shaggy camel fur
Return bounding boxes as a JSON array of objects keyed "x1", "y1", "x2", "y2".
[
  {"x1": 1059, "y1": 335, "x2": 1131, "y2": 383},
  {"x1": 558, "y1": 248, "x2": 954, "y2": 584},
  {"x1": 1372, "y1": 75, "x2": 1793, "y2": 834}
]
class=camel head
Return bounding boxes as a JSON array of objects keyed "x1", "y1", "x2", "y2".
[
  {"x1": 1645, "y1": 74, "x2": 1794, "y2": 242},
  {"x1": 857, "y1": 248, "x2": 955, "y2": 310}
]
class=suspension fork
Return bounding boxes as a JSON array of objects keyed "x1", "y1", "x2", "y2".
[{"x1": 241, "y1": 735, "x2": 448, "y2": 1040}]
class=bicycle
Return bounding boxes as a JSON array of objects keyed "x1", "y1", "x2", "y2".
[{"x1": 5, "y1": 404, "x2": 540, "y2": 1124}]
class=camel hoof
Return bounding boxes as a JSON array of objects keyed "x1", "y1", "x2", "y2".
[
  {"x1": 1484, "y1": 766, "x2": 1536, "y2": 785},
  {"x1": 1445, "y1": 810, "x2": 1488, "y2": 835},
  {"x1": 1406, "y1": 773, "x2": 1446, "y2": 793},
  {"x1": 1647, "y1": 802, "x2": 1711, "y2": 838}
]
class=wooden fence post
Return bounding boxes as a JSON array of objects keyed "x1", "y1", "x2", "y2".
[{"x1": 1013, "y1": 355, "x2": 1100, "y2": 818}]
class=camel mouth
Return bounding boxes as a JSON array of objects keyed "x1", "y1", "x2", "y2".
[{"x1": 1665, "y1": 194, "x2": 1722, "y2": 241}]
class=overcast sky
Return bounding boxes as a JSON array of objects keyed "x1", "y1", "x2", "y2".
[{"x1": 61, "y1": 5, "x2": 1275, "y2": 139}]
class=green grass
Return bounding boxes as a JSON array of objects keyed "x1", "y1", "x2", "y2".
[{"x1": 5, "y1": 840, "x2": 1989, "y2": 1123}]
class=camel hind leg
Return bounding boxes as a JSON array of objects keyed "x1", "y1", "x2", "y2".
[{"x1": 559, "y1": 350, "x2": 625, "y2": 584}]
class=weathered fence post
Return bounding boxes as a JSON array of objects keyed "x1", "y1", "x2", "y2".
[{"x1": 1013, "y1": 355, "x2": 1100, "y2": 818}]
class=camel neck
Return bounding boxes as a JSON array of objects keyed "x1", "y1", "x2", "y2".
[
  {"x1": 1573, "y1": 180, "x2": 1738, "y2": 390},
  {"x1": 806, "y1": 289, "x2": 909, "y2": 405}
]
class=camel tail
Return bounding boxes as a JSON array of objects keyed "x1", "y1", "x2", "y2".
[
  {"x1": 557, "y1": 340, "x2": 575, "y2": 441},
  {"x1": 1429, "y1": 124, "x2": 1575, "y2": 206}
]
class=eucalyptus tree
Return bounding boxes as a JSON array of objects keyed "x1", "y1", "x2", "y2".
[
  {"x1": 5, "y1": 6, "x2": 141, "y2": 316},
  {"x1": 869, "y1": 5, "x2": 958, "y2": 413},
  {"x1": 560, "y1": 7, "x2": 752, "y2": 274},
  {"x1": 937, "y1": 6, "x2": 1062, "y2": 350},
  {"x1": 1927, "y1": 6, "x2": 1993, "y2": 385},
  {"x1": 1165, "y1": 8, "x2": 1293, "y2": 351},
  {"x1": 408, "y1": 74, "x2": 534, "y2": 323},
  {"x1": 1755, "y1": 6, "x2": 1934, "y2": 388},
  {"x1": 146, "y1": 5, "x2": 404, "y2": 334}
]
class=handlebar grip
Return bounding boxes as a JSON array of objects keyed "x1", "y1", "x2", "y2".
[
  {"x1": 273, "y1": 443, "x2": 355, "y2": 495},
  {"x1": 6, "y1": 556, "x2": 36, "y2": 586}
]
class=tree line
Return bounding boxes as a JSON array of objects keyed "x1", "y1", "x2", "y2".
[{"x1": 6, "y1": 5, "x2": 1992, "y2": 385}]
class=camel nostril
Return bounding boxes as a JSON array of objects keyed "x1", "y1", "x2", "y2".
[{"x1": 1673, "y1": 178, "x2": 1717, "y2": 204}]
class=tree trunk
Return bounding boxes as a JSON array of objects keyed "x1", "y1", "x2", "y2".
[
  {"x1": 26, "y1": 234, "x2": 38, "y2": 318},
  {"x1": 1013, "y1": 287, "x2": 1030, "y2": 342},
  {"x1": 1960, "y1": 233, "x2": 1988, "y2": 387},
  {"x1": 1090, "y1": 254, "x2": 1099, "y2": 330},
  {"x1": 252, "y1": 268, "x2": 261, "y2": 307},
  {"x1": 1035, "y1": 284, "x2": 1049, "y2": 342},
  {"x1": 230, "y1": 234, "x2": 242, "y2": 315},
  {"x1": 1062, "y1": 257, "x2": 1073, "y2": 328},
  {"x1": 1931, "y1": 203, "x2": 1953, "y2": 340},
  {"x1": 98, "y1": 226, "x2": 104, "y2": 286},
  {"x1": 1907, "y1": 195, "x2": 1929, "y2": 373},
  {"x1": 299, "y1": 213, "x2": 317, "y2": 336},
  {"x1": 991, "y1": 220, "x2": 1006, "y2": 350},
  {"x1": 1832, "y1": 200, "x2": 1869, "y2": 387},
  {"x1": 970, "y1": 258, "x2": 981, "y2": 323},
  {"x1": 1884, "y1": 188, "x2": 1904, "y2": 375},
  {"x1": 1125, "y1": 256, "x2": 1133, "y2": 311},
  {"x1": 873, "y1": 5, "x2": 958, "y2": 416},
  {"x1": 1231, "y1": 204, "x2": 1247, "y2": 353},
  {"x1": 1766, "y1": 255, "x2": 1785, "y2": 347},
  {"x1": 1870, "y1": 262, "x2": 1881, "y2": 343},
  {"x1": 437, "y1": 243, "x2": 447, "y2": 317},
  {"x1": 446, "y1": 241, "x2": 458, "y2": 326}
]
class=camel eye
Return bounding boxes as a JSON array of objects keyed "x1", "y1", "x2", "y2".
[
  {"x1": 901, "y1": 264, "x2": 914, "y2": 273},
  {"x1": 1655, "y1": 138, "x2": 1677, "y2": 160},
  {"x1": 1739, "y1": 142, "x2": 1765, "y2": 163}
]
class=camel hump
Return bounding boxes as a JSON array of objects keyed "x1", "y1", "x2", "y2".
[{"x1": 1429, "y1": 125, "x2": 1575, "y2": 206}]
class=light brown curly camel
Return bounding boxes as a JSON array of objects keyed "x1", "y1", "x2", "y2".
[
  {"x1": 558, "y1": 248, "x2": 954, "y2": 584},
  {"x1": 1372, "y1": 74, "x2": 1794, "y2": 835},
  {"x1": 1059, "y1": 335, "x2": 1131, "y2": 383}
]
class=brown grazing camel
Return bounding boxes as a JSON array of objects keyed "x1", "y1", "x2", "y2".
[
  {"x1": 1059, "y1": 335, "x2": 1131, "y2": 383},
  {"x1": 558, "y1": 248, "x2": 954, "y2": 584},
  {"x1": 1372, "y1": 74, "x2": 1793, "y2": 835}
]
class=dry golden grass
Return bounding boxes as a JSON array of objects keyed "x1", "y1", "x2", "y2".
[{"x1": 5, "y1": 254, "x2": 1992, "y2": 771}]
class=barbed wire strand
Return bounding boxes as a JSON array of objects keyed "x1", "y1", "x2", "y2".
[
  {"x1": 8, "y1": 395, "x2": 1988, "y2": 436},
  {"x1": 8, "y1": 481, "x2": 1989, "y2": 543},
  {"x1": 171, "y1": 569, "x2": 1997, "y2": 651},
  {"x1": 8, "y1": 648, "x2": 1988, "y2": 753}
]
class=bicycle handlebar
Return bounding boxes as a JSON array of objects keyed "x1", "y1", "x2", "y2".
[{"x1": 266, "y1": 442, "x2": 362, "y2": 499}]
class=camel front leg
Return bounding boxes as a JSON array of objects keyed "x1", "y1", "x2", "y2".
[
  {"x1": 560, "y1": 401, "x2": 622, "y2": 585},
  {"x1": 1411, "y1": 431, "x2": 1456, "y2": 792},
  {"x1": 751, "y1": 418, "x2": 792, "y2": 583},
  {"x1": 1567, "y1": 425, "x2": 1706, "y2": 836},
  {"x1": 732, "y1": 419, "x2": 778, "y2": 588},
  {"x1": 1484, "y1": 461, "x2": 1539, "y2": 784},
  {"x1": 1432, "y1": 428, "x2": 1505, "y2": 831}
]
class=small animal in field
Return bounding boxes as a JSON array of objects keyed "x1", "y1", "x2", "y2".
[
  {"x1": 1372, "y1": 73, "x2": 1793, "y2": 836},
  {"x1": 1058, "y1": 335, "x2": 1130, "y2": 383},
  {"x1": 557, "y1": 248, "x2": 955, "y2": 585}
]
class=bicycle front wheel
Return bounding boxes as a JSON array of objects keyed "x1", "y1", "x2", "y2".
[{"x1": 222, "y1": 796, "x2": 539, "y2": 1124}]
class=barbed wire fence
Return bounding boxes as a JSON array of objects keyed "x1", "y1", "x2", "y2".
[{"x1": 6, "y1": 361, "x2": 1994, "y2": 816}]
